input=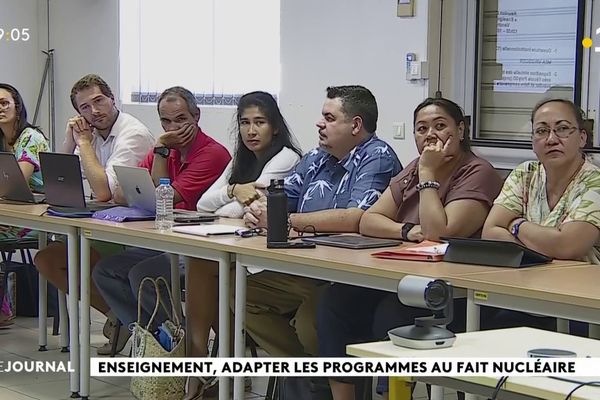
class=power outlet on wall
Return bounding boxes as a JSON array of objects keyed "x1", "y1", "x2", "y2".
[
  {"x1": 393, "y1": 122, "x2": 405, "y2": 140},
  {"x1": 397, "y1": 0, "x2": 415, "y2": 17}
]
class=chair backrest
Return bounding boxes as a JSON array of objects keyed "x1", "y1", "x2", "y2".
[
  {"x1": 495, "y1": 168, "x2": 511, "y2": 181},
  {"x1": 0, "y1": 238, "x2": 37, "y2": 263}
]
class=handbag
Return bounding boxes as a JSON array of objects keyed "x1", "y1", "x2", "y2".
[{"x1": 130, "y1": 276, "x2": 185, "y2": 400}]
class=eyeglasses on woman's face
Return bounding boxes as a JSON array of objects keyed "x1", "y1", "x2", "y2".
[
  {"x1": 532, "y1": 124, "x2": 578, "y2": 140},
  {"x1": 0, "y1": 100, "x2": 14, "y2": 110}
]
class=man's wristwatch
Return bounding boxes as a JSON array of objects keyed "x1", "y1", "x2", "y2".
[
  {"x1": 153, "y1": 146, "x2": 170, "y2": 159},
  {"x1": 510, "y1": 219, "x2": 527, "y2": 238}
]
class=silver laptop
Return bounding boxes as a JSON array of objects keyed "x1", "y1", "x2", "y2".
[
  {"x1": 113, "y1": 165, "x2": 217, "y2": 221},
  {"x1": 114, "y1": 165, "x2": 156, "y2": 213},
  {"x1": 0, "y1": 152, "x2": 45, "y2": 204}
]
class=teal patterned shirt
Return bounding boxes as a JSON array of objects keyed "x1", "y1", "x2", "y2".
[{"x1": 12, "y1": 127, "x2": 49, "y2": 193}]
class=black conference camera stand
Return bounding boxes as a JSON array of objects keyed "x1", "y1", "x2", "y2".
[{"x1": 388, "y1": 290, "x2": 456, "y2": 350}]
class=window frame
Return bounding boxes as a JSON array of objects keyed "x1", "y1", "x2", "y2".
[
  {"x1": 471, "y1": 0, "x2": 588, "y2": 150},
  {"x1": 118, "y1": 0, "x2": 281, "y2": 108},
  {"x1": 432, "y1": 0, "x2": 599, "y2": 156}
]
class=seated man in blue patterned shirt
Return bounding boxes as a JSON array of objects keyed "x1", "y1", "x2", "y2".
[{"x1": 243, "y1": 85, "x2": 402, "y2": 357}]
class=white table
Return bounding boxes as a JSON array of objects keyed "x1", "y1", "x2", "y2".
[
  {"x1": 1, "y1": 206, "x2": 596, "y2": 400},
  {"x1": 0, "y1": 204, "x2": 79, "y2": 397},
  {"x1": 449, "y1": 266, "x2": 600, "y2": 334},
  {"x1": 75, "y1": 219, "x2": 238, "y2": 400},
  {"x1": 230, "y1": 237, "x2": 589, "y2": 400},
  {"x1": 348, "y1": 327, "x2": 600, "y2": 400}
]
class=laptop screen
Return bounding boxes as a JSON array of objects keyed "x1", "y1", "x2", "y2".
[
  {"x1": 39, "y1": 152, "x2": 87, "y2": 208},
  {"x1": 0, "y1": 152, "x2": 37, "y2": 203}
]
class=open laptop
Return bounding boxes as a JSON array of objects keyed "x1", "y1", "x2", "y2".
[
  {"x1": 114, "y1": 165, "x2": 217, "y2": 222},
  {"x1": 0, "y1": 152, "x2": 45, "y2": 204},
  {"x1": 39, "y1": 152, "x2": 114, "y2": 212},
  {"x1": 301, "y1": 235, "x2": 402, "y2": 249},
  {"x1": 114, "y1": 165, "x2": 157, "y2": 213}
]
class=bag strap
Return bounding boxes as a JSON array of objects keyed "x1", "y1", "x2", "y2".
[
  {"x1": 136, "y1": 276, "x2": 180, "y2": 331},
  {"x1": 153, "y1": 276, "x2": 181, "y2": 327}
]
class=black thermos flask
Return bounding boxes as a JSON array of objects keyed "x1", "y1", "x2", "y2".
[{"x1": 267, "y1": 178, "x2": 288, "y2": 243}]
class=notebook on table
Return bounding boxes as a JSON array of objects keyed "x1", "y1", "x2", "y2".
[
  {"x1": 301, "y1": 234, "x2": 402, "y2": 249},
  {"x1": 372, "y1": 240, "x2": 447, "y2": 261},
  {"x1": 39, "y1": 152, "x2": 114, "y2": 212},
  {"x1": 171, "y1": 224, "x2": 238, "y2": 236},
  {"x1": 0, "y1": 152, "x2": 45, "y2": 204},
  {"x1": 442, "y1": 237, "x2": 552, "y2": 268}
]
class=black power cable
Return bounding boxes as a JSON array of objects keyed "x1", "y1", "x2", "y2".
[
  {"x1": 564, "y1": 380, "x2": 600, "y2": 400},
  {"x1": 435, "y1": 0, "x2": 444, "y2": 98},
  {"x1": 490, "y1": 376, "x2": 508, "y2": 400}
]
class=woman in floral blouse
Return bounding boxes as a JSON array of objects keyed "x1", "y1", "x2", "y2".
[
  {"x1": 0, "y1": 83, "x2": 49, "y2": 327},
  {"x1": 483, "y1": 98, "x2": 600, "y2": 264}
]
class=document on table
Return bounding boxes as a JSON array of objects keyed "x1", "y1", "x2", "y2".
[{"x1": 171, "y1": 224, "x2": 238, "y2": 236}]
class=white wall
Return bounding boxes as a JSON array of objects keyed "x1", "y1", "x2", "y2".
[
  {"x1": 47, "y1": 0, "x2": 120, "y2": 149},
  {"x1": 0, "y1": 0, "x2": 46, "y2": 131},
  {"x1": 123, "y1": 0, "x2": 431, "y2": 164},
  {"x1": 278, "y1": 0, "x2": 429, "y2": 162},
  {"x1": 1, "y1": 0, "x2": 119, "y2": 150},
  {"x1": 5, "y1": 0, "x2": 430, "y2": 165}
]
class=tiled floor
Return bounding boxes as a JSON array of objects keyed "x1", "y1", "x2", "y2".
[
  {"x1": 0, "y1": 311, "x2": 458, "y2": 399},
  {"x1": 0, "y1": 310, "x2": 268, "y2": 400}
]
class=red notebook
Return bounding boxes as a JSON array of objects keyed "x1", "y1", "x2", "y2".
[{"x1": 371, "y1": 241, "x2": 448, "y2": 262}]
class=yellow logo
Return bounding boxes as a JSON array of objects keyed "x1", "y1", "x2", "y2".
[
  {"x1": 474, "y1": 291, "x2": 488, "y2": 301},
  {"x1": 582, "y1": 27, "x2": 600, "y2": 52}
]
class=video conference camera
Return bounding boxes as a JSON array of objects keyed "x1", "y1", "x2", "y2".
[{"x1": 388, "y1": 275, "x2": 456, "y2": 349}]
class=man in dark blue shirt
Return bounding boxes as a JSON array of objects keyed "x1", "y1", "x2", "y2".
[{"x1": 243, "y1": 85, "x2": 402, "y2": 357}]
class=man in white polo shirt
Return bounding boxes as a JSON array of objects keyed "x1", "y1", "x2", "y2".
[
  {"x1": 63, "y1": 74, "x2": 155, "y2": 200},
  {"x1": 35, "y1": 74, "x2": 154, "y2": 340}
]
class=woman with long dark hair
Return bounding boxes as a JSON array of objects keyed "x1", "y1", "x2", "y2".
[
  {"x1": 0, "y1": 84, "x2": 48, "y2": 193},
  {"x1": 185, "y1": 91, "x2": 301, "y2": 398},
  {"x1": 197, "y1": 90, "x2": 302, "y2": 216},
  {"x1": 0, "y1": 83, "x2": 49, "y2": 327}
]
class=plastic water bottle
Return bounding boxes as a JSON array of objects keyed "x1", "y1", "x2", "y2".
[
  {"x1": 155, "y1": 177, "x2": 174, "y2": 231},
  {"x1": 267, "y1": 178, "x2": 288, "y2": 243}
]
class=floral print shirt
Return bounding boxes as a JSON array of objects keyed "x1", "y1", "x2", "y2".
[
  {"x1": 284, "y1": 135, "x2": 402, "y2": 213},
  {"x1": 495, "y1": 159, "x2": 600, "y2": 263},
  {"x1": 13, "y1": 127, "x2": 49, "y2": 193}
]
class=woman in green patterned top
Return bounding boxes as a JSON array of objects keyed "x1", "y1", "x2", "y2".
[
  {"x1": 483, "y1": 99, "x2": 600, "y2": 264},
  {"x1": 0, "y1": 83, "x2": 50, "y2": 327}
]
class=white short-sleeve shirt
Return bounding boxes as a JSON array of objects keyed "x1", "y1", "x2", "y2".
[{"x1": 75, "y1": 112, "x2": 155, "y2": 195}]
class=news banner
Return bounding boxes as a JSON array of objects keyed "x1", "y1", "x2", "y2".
[{"x1": 84, "y1": 357, "x2": 598, "y2": 377}]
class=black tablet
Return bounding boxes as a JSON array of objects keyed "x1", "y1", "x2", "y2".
[
  {"x1": 301, "y1": 235, "x2": 402, "y2": 249},
  {"x1": 441, "y1": 237, "x2": 552, "y2": 267}
]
